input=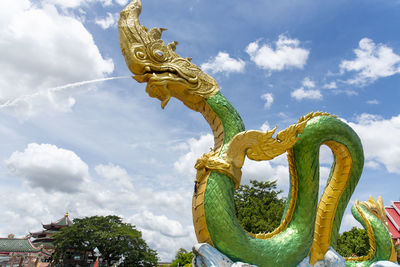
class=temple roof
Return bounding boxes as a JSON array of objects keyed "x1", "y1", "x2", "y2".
[
  {"x1": 30, "y1": 240, "x2": 55, "y2": 250},
  {"x1": 0, "y1": 238, "x2": 41, "y2": 253},
  {"x1": 37, "y1": 242, "x2": 55, "y2": 249},
  {"x1": 42, "y1": 212, "x2": 73, "y2": 230},
  {"x1": 32, "y1": 237, "x2": 55, "y2": 243},
  {"x1": 385, "y1": 201, "x2": 400, "y2": 240},
  {"x1": 30, "y1": 230, "x2": 58, "y2": 236}
]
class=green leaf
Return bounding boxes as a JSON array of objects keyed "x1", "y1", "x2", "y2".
[{"x1": 234, "y1": 179, "x2": 286, "y2": 234}]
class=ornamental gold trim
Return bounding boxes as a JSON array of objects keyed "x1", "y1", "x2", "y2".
[
  {"x1": 225, "y1": 122, "x2": 307, "y2": 172},
  {"x1": 192, "y1": 171, "x2": 214, "y2": 246},
  {"x1": 194, "y1": 151, "x2": 241, "y2": 189},
  {"x1": 249, "y1": 148, "x2": 298, "y2": 240},
  {"x1": 310, "y1": 140, "x2": 353, "y2": 265}
]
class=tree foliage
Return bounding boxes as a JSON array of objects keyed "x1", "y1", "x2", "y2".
[
  {"x1": 234, "y1": 179, "x2": 286, "y2": 234},
  {"x1": 52, "y1": 215, "x2": 158, "y2": 266},
  {"x1": 335, "y1": 227, "x2": 370, "y2": 257},
  {"x1": 170, "y1": 248, "x2": 193, "y2": 267},
  {"x1": 232, "y1": 180, "x2": 375, "y2": 260}
]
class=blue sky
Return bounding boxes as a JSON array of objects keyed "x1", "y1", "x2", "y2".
[{"x1": 0, "y1": 0, "x2": 400, "y2": 261}]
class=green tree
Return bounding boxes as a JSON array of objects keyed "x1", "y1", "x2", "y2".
[
  {"x1": 170, "y1": 248, "x2": 193, "y2": 267},
  {"x1": 53, "y1": 215, "x2": 158, "y2": 266},
  {"x1": 335, "y1": 227, "x2": 370, "y2": 257},
  {"x1": 234, "y1": 180, "x2": 286, "y2": 233}
]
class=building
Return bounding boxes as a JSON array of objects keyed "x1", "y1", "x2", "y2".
[
  {"x1": 385, "y1": 201, "x2": 400, "y2": 246},
  {"x1": 0, "y1": 213, "x2": 93, "y2": 266},
  {"x1": 30, "y1": 213, "x2": 93, "y2": 266},
  {"x1": 30, "y1": 213, "x2": 73, "y2": 253},
  {"x1": 0, "y1": 235, "x2": 51, "y2": 267}
]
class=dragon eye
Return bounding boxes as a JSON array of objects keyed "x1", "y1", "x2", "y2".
[{"x1": 155, "y1": 50, "x2": 164, "y2": 57}]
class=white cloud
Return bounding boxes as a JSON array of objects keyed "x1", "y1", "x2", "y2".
[
  {"x1": 260, "y1": 121, "x2": 271, "y2": 132},
  {"x1": 115, "y1": 0, "x2": 129, "y2": 6},
  {"x1": 102, "y1": 0, "x2": 113, "y2": 6},
  {"x1": 340, "y1": 38, "x2": 400, "y2": 86},
  {"x1": 302, "y1": 77, "x2": 315, "y2": 88},
  {"x1": 95, "y1": 12, "x2": 118, "y2": 29},
  {"x1": 174, "y1": 134, "x2": 214, "y2": 176},
  {"x1": 291, "y1": 77, "x2": 322, "y2": 101},
  {"x1": 319, "y1": 166, "x2": 331, "y2": 187},
  {"x1": 43, "y1": 0, "x2": 113, "y2": 9},
  {"x1": 322, "y1": 81, "x2": 337, "y2": 89},
  {"x1": 131, "y1": 211, "x2": 190, "y2": 238},
  {"x1": 341, "y1": 213, "x2": 362, "y2": 232},
  {"x1": 365, "y1": 160, "x2": 380, "y2": 169},
  {"x1": 201, "y1": 52, "x2": 245, "y2": 74},
  {"x1": 95, "y1": 163, "x2": 134, "y2": 192},
  {"x1": 43, "y1": 0, "x2": 86, "y2": 8},
  {"x1": 366, "y1": 99, "x2": 379, "y2": 105},
  {"x1": 0, "y1": 0, "x2": 114, "y2": 117},
  {"x1": 290, "y1": 88, "x2": 322, "y2": 101},
  {"x1": 242, "y1": 156, "x2": 289, "y2": 189},
  {"x1": 242, "y1": 157, "x2": 331, "y2": 191},
  {"x1": 246, "y1": 34, "x2": 309, "y2": 71},
  {"x1": 319, "y1": 145, "x2": 334, "y2": 165},
  {"x1": 261, "y1": 93, "x2": 274, "y2": 109},
  {"x1": 138, "y1": 228, "x2": 196, "y2": 262},
  {"x1": 5, "y1": 143, "x2": 89, "y2": 193},
  {"x1": 348, "y1": 113, "x2": 400, "y2": 174}
]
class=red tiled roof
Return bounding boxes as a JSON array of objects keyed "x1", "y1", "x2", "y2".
[
  {"x1": 387, "y1": 218, "x2": 400, "y2": 239},
  {"x1": 387, "y1": 208, "x2": 400, "y2": 228},
  {"x1": 385, "y1": 201, "x2": 400, "y2": 241}
]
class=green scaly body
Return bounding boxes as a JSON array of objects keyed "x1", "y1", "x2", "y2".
[{"x1": 201, "y1": 93, "x2": 390, "y2": 267}]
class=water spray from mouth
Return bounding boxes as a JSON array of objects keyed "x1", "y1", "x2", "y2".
[
  {"x1": 48, "y1": 76, "x2": 132, "y2": 91},
  {"x1": 0, "y1": 76, "x2": 132, "y2": 109}
]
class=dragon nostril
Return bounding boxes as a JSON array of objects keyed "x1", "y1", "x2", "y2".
[{"x1": 136, "y1": 51, "x2": 145, "y2": 59}]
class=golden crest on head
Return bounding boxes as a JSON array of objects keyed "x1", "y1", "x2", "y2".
[{"x1": 361, "y1": 196, "x2": 389, "y2": 228}]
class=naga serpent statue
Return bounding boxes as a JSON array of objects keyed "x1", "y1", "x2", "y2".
[{"x1": 118, "y1": 1, "x2": 398, "y2": 266}]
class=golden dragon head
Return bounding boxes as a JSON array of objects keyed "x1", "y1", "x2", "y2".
[{"x1": 118, "y1": 0, "x2": 219, "y2": 111}]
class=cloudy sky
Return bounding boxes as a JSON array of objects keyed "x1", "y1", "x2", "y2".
[{"x1": 1, "y1": 0, "x2": 400, "y2": 261}]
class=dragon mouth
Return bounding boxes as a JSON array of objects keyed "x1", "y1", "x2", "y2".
[
  {"x1": 133, "y1": 65, "x2": 199, "y2": 109},
  {"x1": 133, "y1": 70, "x2": 177, "y2": 83},
  {"x1": 133, "y1": 68, "x2": 179, "y2": 109}
]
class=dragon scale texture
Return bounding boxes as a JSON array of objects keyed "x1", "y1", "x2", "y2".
[
  {"x1": 199, "y1": 98, "x2": 364, "y2": 266},
  {"x1": 118, "y1": 1, "x2": 398, "y2": 266}
]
